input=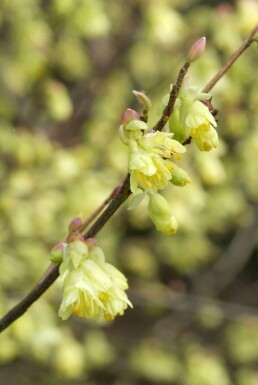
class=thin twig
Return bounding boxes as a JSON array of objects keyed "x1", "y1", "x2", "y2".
[
  {"x1": 0, "y1": 263, "x2": 60, "y2": 333},
  {"x1": 77, "y1": 184, "x2": 122, "y2": 233},
  {"x1": 0, "y1": 175, "x2": 130, "y2": 333},
  {"x1": 152, "y1": 62, "x2": 190, "y2": 132},
  {"x1": 202, "y1": 24, "x2": 258, "y2": 93},
  {"x1": 83, "y1": 174, "x2": 130, "y2": 239}
]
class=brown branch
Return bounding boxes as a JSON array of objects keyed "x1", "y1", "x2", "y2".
[
  {"x1": 0, "y1": 264, "x2": 59, "y2": 333},
  {"x1": 77, "y1": 184, "x2": 122, "y2": 234},
  {"x1": 152, "y1": 62, "x2": 190, "y2": 132},
  {"x1": 1, "y1": 26, "x2": 257, "y2": 333},
  {"x1": 83, "y1": 174, "x2": 130, "y2": 239},
  {"x1": 0, "y1": 175, "x2": 131, "y2": 333},
  {"x1": 202, "y1": 24, "x2": 258, "y2": 93}
]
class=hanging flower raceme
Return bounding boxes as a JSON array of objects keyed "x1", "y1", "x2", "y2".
[
  {"x1": 119, "y1": 109, "x2": 186, "y2": 194},
  {"x1": 50, "y1": 234, "x2": 132, "y2": 321},
  {"x1": 167, "y1": 85, "x2": 219, "y2": 151}
]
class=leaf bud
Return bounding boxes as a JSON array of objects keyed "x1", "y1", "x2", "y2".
[{"x1": 132, "y1": 90, "x2": 152, "y2": 111}]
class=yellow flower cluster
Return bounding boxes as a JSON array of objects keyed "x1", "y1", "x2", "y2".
[
  {"x1": 120, "y1": 81, "x2": 218, "y2": 235},
  {"x1": 120, "y1": 108, "x2": 190, "y2": 235},
  {"x1": 120, "y1": 113, "x2": 187, "y2": 194},
  {"x1": 168, "y1": 85, "x2": 218, "y2": 151},
  {"x1": 51, "y1": 235, "x2": 132, "y2": 321}
]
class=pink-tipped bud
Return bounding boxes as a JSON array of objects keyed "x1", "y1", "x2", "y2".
[
  {"x1": 85, "y1": 237, "x2": 98, "y2": 249},
  {"x1": 187, "y1": 37, "x2": 206, "y2": 63},
  {"x1": 67, "y1": 232, "x2": 86, "y2": 244},
  {"x1": 121, "y1": 108, "x2": 140, "y2": 124},
  {"x1": 50, "y1": 242, "x2": 67, "y2": 263},
  {"x1": 68, "y1": 215, "x2": 83, "y2": 232}
]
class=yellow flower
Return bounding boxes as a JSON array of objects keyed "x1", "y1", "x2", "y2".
[
  {"x1": 190, "y1": 123, "x2": 218, "y2": 151},
  {"x1": 129, "y1": 150, "x2": 172, "y2": 194},
  {"x1": 127, "y1": 131, "x2": 186, "y2": 194},
  {"x1": 57, "y1": 238, "x2": 88, "y2": 279},
  {"x1": 139, "y1": 131, "x2": 186, "y2": 157},
  {"x1": 168, "y1": 86, "x2": 218, "y2": 151},
  {"x1": 58, "y1": 240, "x2": 132, "y2": 321}
]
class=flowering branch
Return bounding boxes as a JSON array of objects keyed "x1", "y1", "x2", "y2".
[
  {"x1": 0, "y1": 175, "x2": 130, "y2": 332},
  {"x1": 0, "y1": 28, "x2": 257, "y2": 333}
]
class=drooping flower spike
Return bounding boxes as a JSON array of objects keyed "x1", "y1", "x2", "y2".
[
  {"x1": 120, "y1": 113, "x2": 186, "y2": 194},
  {"x1": 51, "y1": 234, "x2": 132, "y2": 321},
  {"x1": 168, "y1": 85, "x2": 219, "y2": 151}
]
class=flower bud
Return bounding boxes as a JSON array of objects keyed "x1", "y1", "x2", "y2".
[
  {"x1": 121, "y1": 108, "x2": 140, "y2": 124},
  {"x1": 68, "y1": 215, "x2": 83, "y2": 233},
  {"x1": 169, "y1": 162, "x2": 191, "y2": 186},
  {"x1": 187, "y1": 37, "x2": 206, "y2": 63},
  {"x1": 147, "y1": 193, "x2": 178, "y2": 235},
  {"x1": 69, "y1": 239, "x2": 88, "y2": 256},
  {"x1": 50, "y1": 242, "x2": 67, "y2": 263},
  {"x1": 67, "y1": 232, "x2": 86, "y2": 243},
  {"x1": 84, "y1": 237, "x2": 98, "y2": 249}
]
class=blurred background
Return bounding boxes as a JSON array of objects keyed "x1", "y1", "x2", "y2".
[{"x1": 0, "y1": 0, "x2": 258, "y2": 384}]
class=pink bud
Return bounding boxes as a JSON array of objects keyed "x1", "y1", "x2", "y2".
[
  {"x1": 67, "y1": 232, "x2": 86, "y2": 243},
  {"x1": 68, "y1": 215, "x2": 83, "y2": 232},
  {"x1": 121, "y1": 108, "x2": 140, "y2": 124},
  {"x1": 85, "y1": 238, "x2": 98, "y2": 249},
  {"x1": 187, "y1": 37, "x2": 206, "y2": 63},
  {"x1": 54, "y1": 242, "x2": 67, "y2": 251}
]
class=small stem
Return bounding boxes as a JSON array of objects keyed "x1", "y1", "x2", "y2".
[
  {"x1": 202, "y1": 24, "x2": 258, "y2": 93},
  {"x1": 152, "y1": 62, "x2": 190, "y2": 132},
  {"x1": 0, "y1": 175, "x2": 131, "y2": 333},
  {"x1": 182, "y1": 136, "x2": 192, "y2": 146},
  {"x1": 84, "y1": 174, "x2": 131, "y2": 239}
]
